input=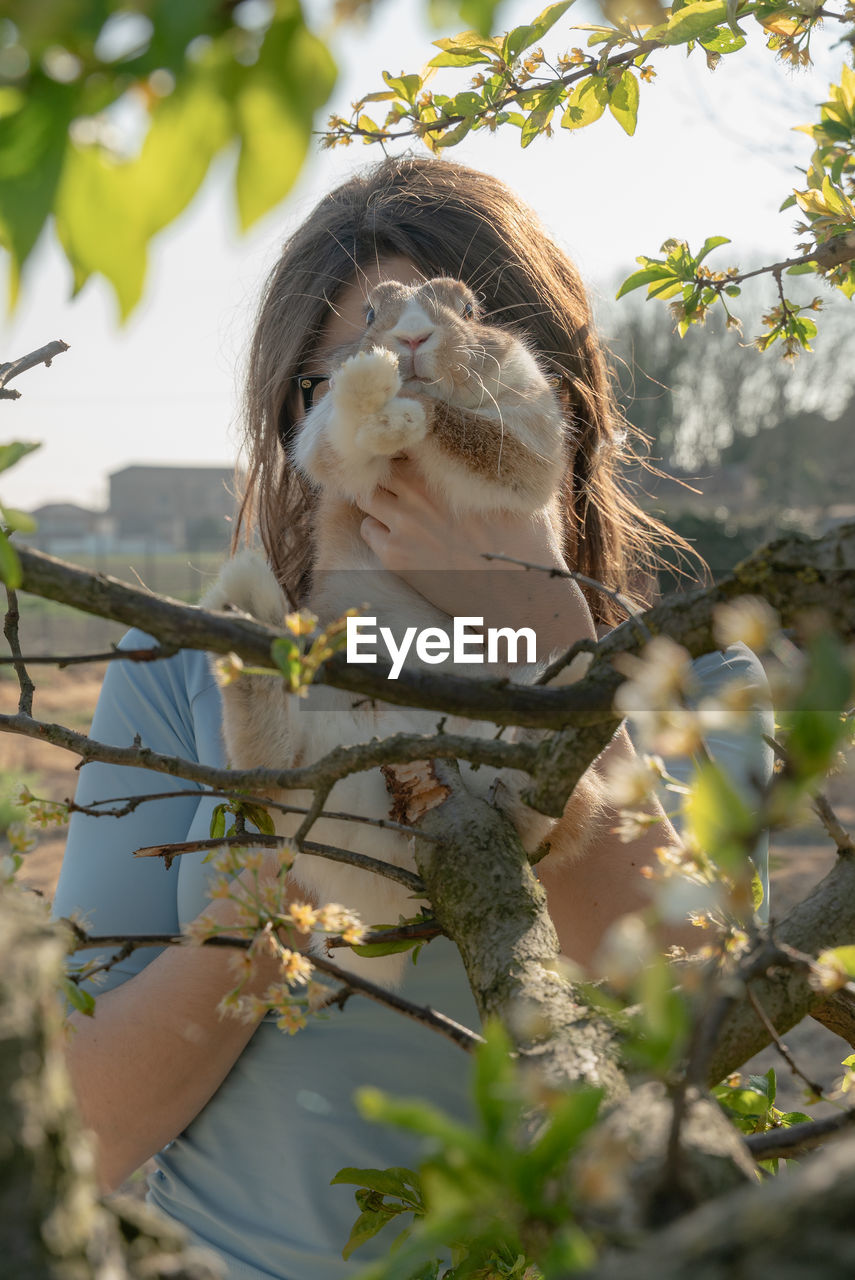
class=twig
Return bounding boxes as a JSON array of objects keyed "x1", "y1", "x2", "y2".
[
  {"x1": 479, "y1": 551, "x2": 649, "y2": 635},
  {"x1": 3, "y1": 587, "x2": 34, "y2": 715},
  {"x1": 308, "y1": 953, "x2": 484, "y2": 1051},
  {"x1": 0, "y1": 645, "x2": 178, "y2": 668},
  {"x1": 65, "y1": 787, "x2": 439, "y2": 839},
  {"x1": 0, "y1": 338, "x2": 69, "y2": 399},
  {"x1": 132, "y1": 833, "x2": 425, "y2": 893},
  {"x1": 744, "y1": 1110, "x2": 855, "y2": 1162},
  {"x1": 811, "y1": 790, "x2": 855, "y2": 855},
  {"x1": 535, "y1": 636, "x2": 600, "y2": 687},
  {"x1": 64, "y1": 926, "x2": 482, "y2": 1051},
  {"x1": 746, "y1": 985, "x2": 826, "y2": 1100}
]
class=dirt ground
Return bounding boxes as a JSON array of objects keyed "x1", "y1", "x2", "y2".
[{"x1": 3, "y1": 664, "x2": 854, "y2": 1119}]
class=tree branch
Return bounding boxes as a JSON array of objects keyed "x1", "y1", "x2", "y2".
[
  {"x1": 64, "y1": 926, "x2": 482, "y2": 1052},
  {"x1": 708, "y1": 852, "x2": 855, "y2": 1083},
  {"x1": 0, "y1": 710, "x2": 532, "y2": 797},
  {"x1": 3, "y1": 587, "x2": 34, "y2": 715},
  {"x1": 132, "y1": 832, "x2": 425, "y2": 892},
  {"x1": 743, "y1": 1110, "x2": 855, "y2": 1162},
  {"x1": 0, "y1": 338, "x2": 69, "y2": 399}
]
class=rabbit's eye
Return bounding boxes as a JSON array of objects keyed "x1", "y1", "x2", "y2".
[
  {"x1": 461, "y1": 300, "x2": 474, "y2": 319},
  {"x1": 365, "y1": 307, "x2": 376, "y2": 326}
]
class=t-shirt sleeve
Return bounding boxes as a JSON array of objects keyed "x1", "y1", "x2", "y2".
[
  {"x1": 51, "y1": 630, "x2": 219, "y2": 994},
  {"x1": 629, "y1": 640, "x2": 774, "y2": 919}
]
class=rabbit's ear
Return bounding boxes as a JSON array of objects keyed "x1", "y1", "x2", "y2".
[{"x1": 202, "y1": 550, "x2": 286, "y2": 627}]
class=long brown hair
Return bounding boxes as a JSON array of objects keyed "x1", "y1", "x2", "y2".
[{"x1": 234, "y1": 153, "x2": 704, "y2": 625}]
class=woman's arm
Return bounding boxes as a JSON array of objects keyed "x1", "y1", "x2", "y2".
[
  {"x1": 52, "y1": 638, "x2": 298, "y2": 1192},
  {"x1": 66, "y1": 872, "x2": 289, "y2": 1192}
]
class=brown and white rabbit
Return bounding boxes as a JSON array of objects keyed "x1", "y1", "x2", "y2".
[{"x1": 206, "y1": 277, "x2": 607, "y2": 985}]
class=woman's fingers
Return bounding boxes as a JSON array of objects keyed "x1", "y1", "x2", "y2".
[{"x1": 359, "y1": 514, "x2": 389, "y2": 555}]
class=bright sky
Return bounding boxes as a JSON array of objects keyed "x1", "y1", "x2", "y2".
[{"x1": 1, "y1": 0, "x2": 846, "y2": 511}]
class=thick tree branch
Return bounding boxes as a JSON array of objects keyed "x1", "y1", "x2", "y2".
[
  {"x1": 708, "y1": 852, "x2": 855, "y2": 1083},
  {"x1": 589, "y1": 1131, "x2": 855, "y2": 1280}
]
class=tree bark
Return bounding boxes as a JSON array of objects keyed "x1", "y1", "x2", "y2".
[{"x1": 586, "y1": 1131, "x2": 855, "y2": 1280}]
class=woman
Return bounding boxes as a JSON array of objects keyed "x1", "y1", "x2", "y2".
[{"x1": 53, "y1": 154, "x2": 772, "y2": 1279}]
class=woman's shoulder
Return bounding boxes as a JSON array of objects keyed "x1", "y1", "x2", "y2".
[{"x1": 89, "y1": 629, "x2": 222, "y2": 764}]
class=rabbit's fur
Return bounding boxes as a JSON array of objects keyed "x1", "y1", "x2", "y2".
[{"x1": 206, "y1": 278, "x2": 608, "y2": 985}]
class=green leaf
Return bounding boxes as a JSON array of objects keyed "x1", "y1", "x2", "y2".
[
  {"x1": 525, "y1": 0, "x2": 576, "y2": 43},
  {"x1": 714, "y1": 1085, "x2": 769, "y2": 1117},
  {"x1": 472, "y1": 1020, "x2": 519, "y2": 1142},
  {"x1": 54, "y1": 144, "x2": 150, "y2": 319},
  {"x1": 433, "y1": 116, "x2": 474, "y2": 148},
  {"x1": 0, "y1": 77, "x2": 75, "y2": 304},
  {"x1": 0, "y1": 504, "x2": 36, "y2": 533},
  {"x1": 430, "y1": 30, "x2": 502, "y2": 68},
  {"x1": 784, "y1": 632, "x2": 852, "y2": 776},
  {"x1": 779, "y1": 1111, "x2": 812, "y2": 1126},
  {"x1": 608, "y1": 69, "x2": 639, "y2": 137},
  {"x1": 209, "y1": 804, "x2": 227, "y2": 840},
  {"x1": 61, "y1": 976, "x2": 96, "y2": 1017},
  {"x1": 646, "y1": 276, "x2": 685, "y2": 300},
  {"x1": 519, "y1": 81, "x2": 564, "y2": 147},
  {"x1": 503, "y1": 1, "x2": 574, "y2": 59},
  {"x1": 561, "y1": 75, "x2": 609, "y2": 130},
  {"x1": 818, "y1": 945, "x2": 855, "y2": 978},
  {"x1": 659, "y1": 0, "x2": 729, "y2": 45},
  {"x1": 382, "y1": 71, "x2": 422, "y2": 104},
  {"x1": 526, "y1": 1086, "x2": 603, "y2": 1176},
  {"x1": 459, "y1": 0, "x2": 504, "y2": 36},
  {"x1": 351, "y1": 936, "x2": 424, "y2": 957},
  {"x1": 616, "y1": 265, "x2": 674, "y2": 298},
  {"x1": 699, "y1": 25, "x2": 746, "y2": 53},
  {"x1": 271, "y1": 634, "x2": 300, "y2": 671},
  {"x1": 786, "y1": 261, "x2": 816, "y2": 274},
  {"x1": 695, "y1": 234, "x2": 731, "y2": 264},
  {"x1": 751, "y1": 870, "x2": 765, "y2": 913},
  {"x1": 356, "y1": 1087, "x2": 484, "y2": 1157},
  {"x1": 238, "y1": 801, "x2": 276, "y2": 836},
  {"x1": 0, "y1": 441, "x2": 40, "y2": 474},
  {"x1": 428, "y1": 48, "x2": 495, "y2": 67},
  {"x1": 234, "y1": 14, "x2": 337, "y2": 230},
  {"x1": 341, "y1": 1208, "x2": 395, "y2": 1259},
  {"x1": 685, "y1": 759, "x2": 755, "y2": 872},
  {"x1": 746, "y1": 1069, "x2": 776, "y2": 1106},
  {"x1": 331, "y1": 1166, "x2": 423, "y2": 1206},
  {"x1": 0, "y1": 530, "x2": 21, "y2": 588}
]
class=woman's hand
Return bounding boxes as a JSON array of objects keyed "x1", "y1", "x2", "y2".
[{"x1": 358, "y1": 458, "x2": 597, "y2": 650}]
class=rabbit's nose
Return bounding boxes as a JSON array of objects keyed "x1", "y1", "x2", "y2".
[{"x1": 399, "y1": 331, "x2": 432, "y2": 351}]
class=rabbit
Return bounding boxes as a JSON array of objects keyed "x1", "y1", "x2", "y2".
[{"x1": 205, "y1": 277, "x2": 608, "y2": 986}]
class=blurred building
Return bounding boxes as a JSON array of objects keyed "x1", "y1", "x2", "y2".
[
  {"x1": 23, "y1": 465, "x2": 238, "y2": 555},
  {"x1": 108, "y1": 465, "x2": 237, "y2": 551}
]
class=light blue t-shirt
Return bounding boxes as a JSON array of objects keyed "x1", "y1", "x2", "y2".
[{"x1": 52, "y1": 633, "x2": 773, "y2": 1279}]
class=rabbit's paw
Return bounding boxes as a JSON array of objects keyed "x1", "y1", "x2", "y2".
[
  {"x1": 332, "y1": 348, "x2": 401, "y2": 416},
  {"x1": 355, "y1": 398, "x2": 427, "y2": 456},
  {"x1": 201, "y1": 550, "x2": 286, "y2": 627}
]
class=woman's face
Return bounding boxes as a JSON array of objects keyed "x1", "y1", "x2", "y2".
[{"x1": 300, "y1": 255, "x2": 426, "y2": 412}]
